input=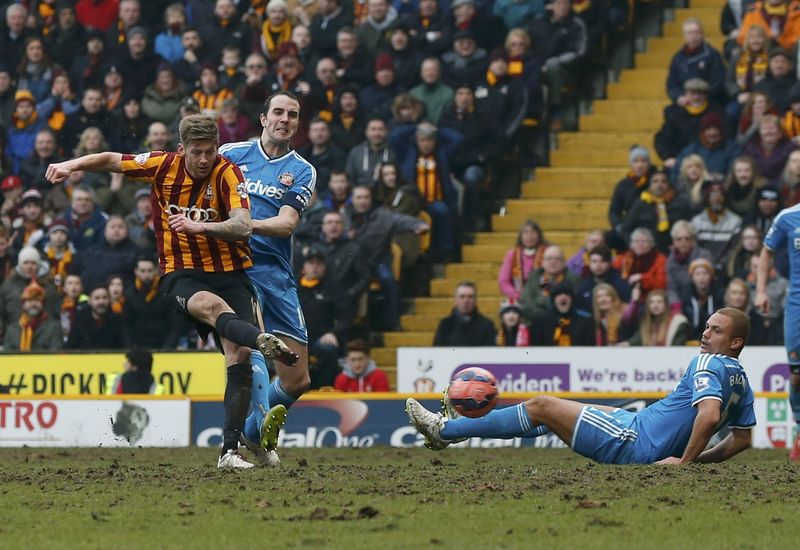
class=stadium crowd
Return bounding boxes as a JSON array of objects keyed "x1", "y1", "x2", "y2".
[
  {"x1": 11, "y1": 0, "x2": 788, "y2": 388},
  {"x1": 0, "y1": 0, "x2": 635, "y2": 389}
]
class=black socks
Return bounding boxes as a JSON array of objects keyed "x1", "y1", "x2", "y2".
[
  {"x1": 215, "y1": 312, "x2": 261, "y2": 349},
  {"x1": 221, "y1": 363, "x2": 253, "y2": 455}
]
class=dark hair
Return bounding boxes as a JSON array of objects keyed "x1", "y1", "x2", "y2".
[
  {"x1": 588, "y1": 244, "x2": 612, "y2": 262},
  {"x1": 346, "y1": 339, "x2": 370, "y2": 355},
  {"x1": 126, "y1": 348, "x2": 154, "y2": 374},
  {"x1": 263, "y1": 90, "x2": 299, "y2": 114}
]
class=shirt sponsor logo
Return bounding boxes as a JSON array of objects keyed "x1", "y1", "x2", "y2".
[
  {"x1": 246, "y1": 180, "x2": 285, "y2": 199},
  {"x1": 166, "y1": 204, "x2": 219, "y2": 222}
]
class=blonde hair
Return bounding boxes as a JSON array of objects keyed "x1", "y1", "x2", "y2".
[
  {"x1": 505, "y1": 28, "x2": 531, "y2": 51},
  {"x1": 639, "y1": 289, "x2": 669, "y2": 345},
  {"x1": 724, "y1": 278, "x2": 751, "y2": 312},
  {"x1": 179, "y1": 114, "x2": 219, "y2": 146},
  {"x1": 74, "y1": 127, "x2": 109, "y2": 157},
  {"x1": 679, "y1": 154, "x2": 710, "y2": 205},
  {"x1": 592, "y1": 283, "x2": 624, "y2": 326}
]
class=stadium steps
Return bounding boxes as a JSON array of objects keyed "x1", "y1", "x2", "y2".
[{"x1": 376, "y1": 1, "x2": 720, "y2": 388}]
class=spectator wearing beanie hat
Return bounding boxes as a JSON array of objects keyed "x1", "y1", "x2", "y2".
[
  {"x1": 0, "y1": 245, "x2": 60, "y2": 339},
  {"x1": 10, "y1": 189, "x2": 49, "y2": 257},
  {"x1": 118, "y1": 25, "x2": 160, "y2": 93},
  {"x1": 43, "y1": 219, "x2": 75, "y2": 292},
  {"x1": 673, "y1": 111, "x2": 740, "y2": 181},
  {"x1": 690, "y1": 180, "x2": 743, "y2": 270},
  {"x1": 752, "y1": 48, "x2": 797, "y2": 113},
  {"x1": 608, "y1": 145, "x2": 657, "y2": 250},
  {"x1": 3, "y1": 280, "x2": 63, "y2": 351},
  {"x1": 473, "y1": 47, "x2": 528, "y2": 149},
  {"x1": 656, "y1": 78, "x2": 727, "y2": 169},
  {"x1": 530, "y1": 282, "x2": 593, "y2": 346},
  {"x1": 441, "y1": 29, "x2": 488, "y2": 89},
  {"x1": 681, "y1": 256, "x2": 725, "y2": 341},
  {"x1": 387, "y1": 23, "x2": 425, "y2": 90},
  {"x1": 496, "y1": 300, "x2": 530, "y2": 347},
  {"x1": 359, "y1": 53, "x2": 405, "y2": 121},
  {"x1": 7, "y1": 90, "x2": 45, "y2": 174}
]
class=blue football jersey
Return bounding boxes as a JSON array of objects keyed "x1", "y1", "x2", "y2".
[
  {"x1": 633, "y1": 353, "x2": 756, "y2": 461},
  {"x1": 219, "y1": 140, "x2": 316, "y2": 270},
  {"x1": 764, "y1": 204, "x2": 800, "y2": 303}
]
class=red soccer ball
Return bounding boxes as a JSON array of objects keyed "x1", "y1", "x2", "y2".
[{"x1": 447, "y1": 367, "x2": 499, "y2": 418}]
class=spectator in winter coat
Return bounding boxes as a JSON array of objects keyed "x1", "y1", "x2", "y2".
[
  {"x1": 359, "y1": 54, "x2": 406, "y2": 122},
  {"x1": 622, "y1": 169, "x2": 693, "y2": 253},
  {"x1": 61, "y1": 88, "x2": 111, "y2": 155},
  {"x1": 317, "y1": 211, "x2": 370, "y2": 305},
  {"x1": 334, "y1": 339, "x2": 390, "y2": 392},
  {"x1": 6, "y1": 90, "x2": 44, "y2": 174},
  {"x1": 449, "y1": 0, "x2": 506, "y2": 52},
  {"x1": 666, "y1": 18, "x2": 726, "y2": 104},
  {"x1": 65, "y1": 284, "x2": 126, "y2": 349},
  {"x1": 607, "y1": 145, "x2": 656, "y2": 251},
  {"x1": 655, "y1": 78, "x2": 727, "y2": 170},
  {"x1": 496, "y1": 300, "x2": 530, "y2": 347},
  {"x1": 71, "y1": 216, "x2": 141, "y2": 291},
  {"x1": 298, "y1": 247, "x2": 355, "y2": 389},
  {"x1": 626, "y1": 289, "x2": 690, "y2": 346},
  {"x1": 3, "y1": 280, "x2": 62, "y2": 351},
  {"x1": 498, "y1": 219, "x2": 549, "y2": 302},
  {"x1": 309, "y1": 0, "x2": 352, "y2": 58},
  {"x1": 744, "y1": 114, "x2": 797, "y2": 179},
  {"x1": 529, "y1": 283, "x2": 593, "y2": 346},
  {"x1": 566, "y1": 229, "x2": 605, "y2": 277},
  {"x1": 0, "y1": 246, "x2": 61, "y2": 339},
  {"x1": 355, "y1": 0, "x2": 398, "y2": 55},
  {"x1": 666, "y1": 220, "x2": 714, "y2": 308},
  {"x1": 347, "y1": 184, "x2": 429, "y2": 329},
  {"x1": 124, "y1": 257, "x2": 181, "y2": 350},
  {"x1": 441, "y1": 30, "x2": 488, "y2": 89},
  {"x1": 63, "y1": 185, "x2": 109, "y2": 252},
  {"x1": 725, "y1": 155, "x2": 767, "y2": 216},
  {"x1": 673, "y1": 112, "x2": 740, "y2": 182},
  {"x1": 217, "y1": 98, "x2": 255, "y2": 144},
  {"x1": 574, "y1": 244, "x2": 631, "y2": 314},
  {"x1": 20, "y1": 129, "x2": 62, "y2": 195},
  {"x1": 612, "y1": 227, "x2": 668, "y2": 301},
  {"x1": 410, "y1": 58, "x2": 453, "y2": 124},
  {"x1": 691, "y1": 180, "x2": 743, "y2": 271},
  {"x1": 345, "y1": 118, "x2": 395, "y2": 188},
  {"x1": 387, "y1": 23, "x2": 424, "y2": 90},
  {"x1": 519, "y1": 245, "x2": 580, "y2": 323},
  {"x1": 725, "y1": 24, "x2": 769, "y2": 122},
  {"x1": 298, "y1": 118, "x2": 347, "y2": 194},
  {"x1": 433, "y1": 281, "x2": 496, "y2": 347},
  {"x1": 751, "y1": 48, "x2": 797, "y2": 112},
  {"x1": 681, "y1": 257, "x2": 725, "y2": 340}
]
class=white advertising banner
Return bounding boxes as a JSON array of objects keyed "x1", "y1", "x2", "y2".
[
  {"x1": 0, "y1": 399, "x2": 190, "y2": 447},
  {"x1": 397, "y1": 347, "x2": 793, "y2": 394}
]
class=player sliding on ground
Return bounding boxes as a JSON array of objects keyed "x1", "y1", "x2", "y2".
[{"x1": 407, "y1": 308, "x2": 754, "y2": 465}]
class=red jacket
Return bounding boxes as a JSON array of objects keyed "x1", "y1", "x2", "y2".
[{"x1": 334, "y1": 366, "x2": 390, "y2": 392}]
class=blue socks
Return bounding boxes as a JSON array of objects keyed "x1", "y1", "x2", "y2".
[
  {"x1": 268, "y1": 378, "x2": 297, "y2": 409},
  {"x1": 441, "y1": 403, "x2": 542, "y2": 440},
  {"x1": 243, "y1": 351, "x2": 272, "y2": 442}
]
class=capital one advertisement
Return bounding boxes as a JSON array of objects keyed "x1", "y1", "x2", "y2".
[
  {"x1": 396, "y1": 347, "x2": 792, "y2": 394},
  {"x1": 0, "y1": 399, "x2": 190, "y2": 447}
]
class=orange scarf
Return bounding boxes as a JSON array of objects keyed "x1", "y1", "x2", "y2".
[
  {"x1": 261, "y1": 19, "x2": 292, "y2": 60},
  {"x1": 46, "y1": 246, "x2": 73, "y2": 291},
  {"x1": 735, "y1": 49, "x2": 768, "y2": 91},
  {"x1": 135, "y1": 275, "x2": 160, "y2": 303},
  {"x1": 300, "y1": 277, "x2": 320, "y2": 288},
  {"x1": 553, "y1": 317, "x2": 572, "y2": 346},
  {"x1": 628, "y1": 170, "x2": 649, "y2": 189},
  {"x1": 416, "y1": 154, "x2": 442, "y2": 202},
  {"x1": 685, "y1": 101, "x2": 708, "y2": 116},
  {"x1": 511, "y1": 246, "x2": 544, "y2": 291},
  {"x1": 19, "y1": 311, "x2": 45, "y2": 351},
  {"x1": 13, "y1": 109, "x2": 38, "y2": 130},
  {"x1": 640, "y1": 189, "x2": 675, "y2": 232},
  {"x1": 111, "y1": 296, "x2": 125, "y2": 315},
  {"x1": 705, "y1": 207, "x2": 726, "y2": 224},
  {"x1": 782, "y1": 111, "x2": 800, "y2": 138}
]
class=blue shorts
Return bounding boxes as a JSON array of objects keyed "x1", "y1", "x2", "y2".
[
  {"x1": 783, "y1": 304, "x2": 800, "y2": 369},
  {"x1": 247, "y1": 258, "x2": 308, "y2": 345},
  {"x1": 571, "y1": 406, "x2": 641, "y2": 464}
]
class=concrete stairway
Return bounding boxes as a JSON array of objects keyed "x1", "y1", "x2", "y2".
[{"x1": 375, "y1": 2, "x2": 726, "y2": 388}]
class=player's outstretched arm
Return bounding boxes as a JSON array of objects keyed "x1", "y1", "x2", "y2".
[
  {"x1": 46, "y1": 153, "x2": 123, "y2": 184},
  {"x1": 694, "y1": 428, "x2": 752, "y2": 463},
  {"x1": 658, "y1": 399, "x2": 720, "y2": 464},
  {"x1": 252, "y1": 205, "x2": 300, "y2": 238},
  {"x1": 169, "y1": 207, "x2": 252, "y2": 241}
]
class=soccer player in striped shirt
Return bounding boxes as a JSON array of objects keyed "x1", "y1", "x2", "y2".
[
  {"x1": 407, "y1": 308, "x2": 755, "y2": 465},
  {"x1": 46, "y1": 114, "x2": 298, "y2": 469}
]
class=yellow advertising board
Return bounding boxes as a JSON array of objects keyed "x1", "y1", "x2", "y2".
[{"x1": 0, "y1": 352, "x2": 226, "y2": 396}]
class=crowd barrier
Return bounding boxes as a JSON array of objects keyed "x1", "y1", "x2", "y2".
[{"x1": 0, "y1": 393, "x2": 794, "y2": 450}]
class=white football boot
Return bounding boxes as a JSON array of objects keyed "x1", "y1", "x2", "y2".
[
  {"x1": 217, "y1": 449, "x2": 255, "y2": 469},
  {"x1": 405, "y1": 398, "x2": 449, "y2": 450},
  {"x1": 440, "y1": 386, "x2": 467, "y2": 443}
]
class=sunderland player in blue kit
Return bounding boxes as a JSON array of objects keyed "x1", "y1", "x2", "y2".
[
  {"x1": 756, "y1": 204, "x2": 800, "y2": 460},
  {"x1": 407, "y1": 308, "x2": 755, "y2": 465},
  {"x1": 219, "y1": 92, "x2": 315, "y2": 465}
]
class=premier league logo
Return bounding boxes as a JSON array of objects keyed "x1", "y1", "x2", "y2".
[{"x1": 278, "y1": 172, "x2": 295, "y2": 187}]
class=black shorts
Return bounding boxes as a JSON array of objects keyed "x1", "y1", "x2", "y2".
[{"x1": 160, "y1": 269, "x2": 259, "y2": 343}]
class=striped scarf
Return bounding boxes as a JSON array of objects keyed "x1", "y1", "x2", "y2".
[
  {"x1": 511, "y1": 246, "x2": 544, "y2": 292},
  {"x1": 19, "y1": 311, "x2": 45, "y2": 351},
  {"x1": 628, "y1": 170, "x2": 650, "y2": 189},
  {"x1": 261, "y1": 19, "x2": 292, "y2": 61},
  {"x1": 552, "y1": 317, "x2": 572, "y2": 346},
  {"x1": 46, "y1": 246, "x2": 73, "y2": 291},
  {"x1": 416, "y1": 154, "x2": 442, "y2": 202},
  {"x1": 596, "y1": 315, "x2": 620, "y2": 346},
  {"x1": 735, "y1": 49, "x2": 768, "y2": 91},
  {"x1": 639, "y1": 189, "x2": 675, "y2": 232},
  {"x1": 192, "y1": 88, "x2": 234, "y2": 112},
  {"x1": 782, "y1": 110, "x2": 800, "y2": 138}
]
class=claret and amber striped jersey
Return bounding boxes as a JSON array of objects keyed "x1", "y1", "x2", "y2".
[{"x1": 120, "y1": 151, "x2": 253, "y2": 274}]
